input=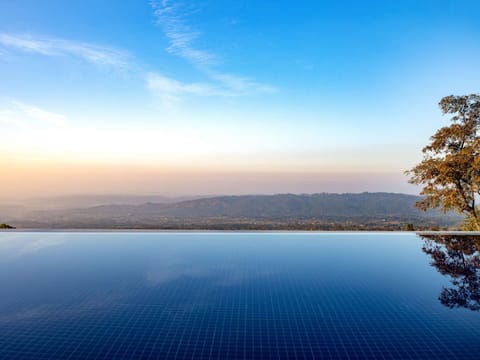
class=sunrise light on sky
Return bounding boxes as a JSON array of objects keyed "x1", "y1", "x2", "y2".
[{"x1": 1, "y1": 0, "x2": 480, "y2": 198}]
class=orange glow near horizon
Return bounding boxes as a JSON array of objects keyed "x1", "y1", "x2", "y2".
[{"x1": 1, "y1": 159, "x2": 417, "y2": 200}]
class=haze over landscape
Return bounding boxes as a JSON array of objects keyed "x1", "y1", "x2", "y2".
[{"x1": 1, "y1": 0, "x2": 480, "y2": 200}]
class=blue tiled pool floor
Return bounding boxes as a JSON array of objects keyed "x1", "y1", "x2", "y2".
[{"x1": 0, "y1": 233, "x2": 479, "y2": 359}]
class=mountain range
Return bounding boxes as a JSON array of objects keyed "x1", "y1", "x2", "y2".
[{"x1": 0, "y1": 192, "x2": 462, "y2": 230}]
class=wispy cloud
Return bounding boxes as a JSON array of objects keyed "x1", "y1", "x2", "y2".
[
  {"x1": 146, "y1": 71, "x2": 276, "y2": 107},
  {"x1": 150, "y1": 0, "x2": 276, "y2": 101},
  {"x1": 0, "y1": 4, "x2": 276, "y2": 111},
  {"x1": 0, "y1": 98, "x2": 68, "y2": 128},
  {"x1": 211, "y1": 72, "x2": 277, "y2": 95},
  {"x1": 151, "y1": 0, "x2": 217, "y2": 66},
  {"x1": 0, "y1": 33, "x2": 131, "y2": 69},
  {"x1": 146, "y1": 72, "x2": 214, "y2": 107},
  {"x1": 12, "y1": 100, "x2": 67, "y2": 127}
]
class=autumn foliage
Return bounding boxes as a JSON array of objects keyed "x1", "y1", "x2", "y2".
[{"x1": 407, "y1": 94, "x2": 480, "y2": 230}]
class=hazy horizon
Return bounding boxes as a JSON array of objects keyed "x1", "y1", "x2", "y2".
[
  {"x1": 1, "y1": 165, "x2": 418, "y2": 201},
  {"x1": 1, "y1": 1, "x2": 479, "y2": 198}
]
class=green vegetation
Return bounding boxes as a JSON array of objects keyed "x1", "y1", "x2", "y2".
[
  {"x1": 407, "y1": 94, "x2": 480, "y2": 231},
  {"x1": 9, "y1": 193, "x2": 460, "y2": 231}
]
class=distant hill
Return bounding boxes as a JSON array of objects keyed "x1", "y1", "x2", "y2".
[
  {"x1": 149, "y1": 193, "x2": 433, "y2": 219},
  {"x1": 4, "y1": 192, "x2": 463, "y2": 230},
  {"x1": 10, "y1": 194, "x2": 210, "y2": 210}
]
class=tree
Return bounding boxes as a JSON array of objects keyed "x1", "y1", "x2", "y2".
[
  {"x1": 407, "y1": 94, "x2": 480, "y2": 231},
  {"x1": 421, "y1": 234, "x2": 480, "y2": 311}
]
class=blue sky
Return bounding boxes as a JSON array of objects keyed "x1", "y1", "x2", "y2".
[{"x1": 1, "y1": 0, "x2": 480, "y2": 197}]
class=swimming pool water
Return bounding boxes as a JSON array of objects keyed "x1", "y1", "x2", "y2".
[{"x1": 0, "y1": 232, "x2": 479, "y2": 359}]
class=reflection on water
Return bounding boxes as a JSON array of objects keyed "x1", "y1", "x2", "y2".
[
  {"x1": 1, "y1": 232, "x2": 480, "y2": 359},
  {"x1": 421, "y1": 234, "x2": 480, "y2": 311},
  {"x1": 0, "y1": 233, "x2": 64, "y2": 258}
]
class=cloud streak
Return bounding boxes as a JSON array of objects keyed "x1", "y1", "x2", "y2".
[
  {"x1": 150, "y1": 0, "x2": 276, "y2": 101},
  {"x1": 146, "y1": 71, "x2": 276, "y2": 107},
  {"x1": 12, "y1": 100, "x2": 67, "y2": 127},
  {"x1": 0, "y1": 33, "x2": 131, "y2": 69},
  {"x1": 0, "y1": 98, "x2": 68, "y2": 128},
  {"x1": 146, "y1": 72, "x2": 214, "y2": 107},
  {"x1": 211, "y1": 72, "x2": 277, "y2": 95},
  {"x1": 0, "y1": 5, "x2": 275, "y2": 110},
  {"x1": 151, "y1": 0, "x2": 217, "y2": 66}
]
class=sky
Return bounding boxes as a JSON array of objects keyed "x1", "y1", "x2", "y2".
[{"x1": 1, "y1": 0, "x2": 480, "y2": 198}]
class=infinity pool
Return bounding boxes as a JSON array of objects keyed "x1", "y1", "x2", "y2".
[{"x1": 0, "y1": 232, "x2": 479, "y2": 359}]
